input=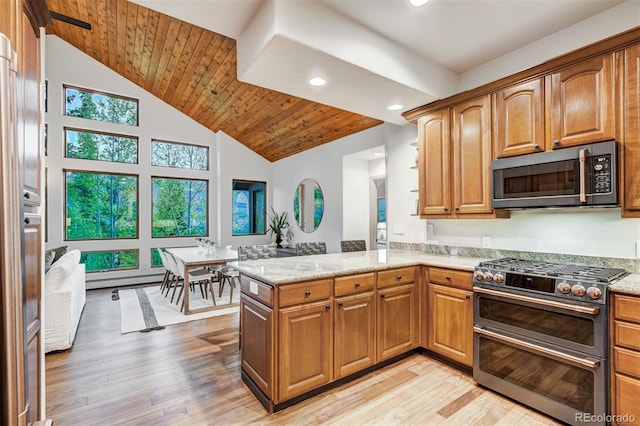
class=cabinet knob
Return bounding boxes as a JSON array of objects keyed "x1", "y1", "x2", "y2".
[
  {"x1": 354, "y1": 282, "x2": 360, "y2": 288},
  {"x1": 465, "y1": 294, "x2": 471, "y2": 300},
  {"x1": 454, "y1": 207, "x2": 459, "y2": 212},
  {"x1": 396, "y1": 276, "x2": 402, "y2": 281},
  {"x1": 380, "y1": 293, "x2": 386, "y2": 298},
  {"x1": 23, "y1": 192, "x2": 30, "y2": 199},
  {"x1": 446, "y1": 276, "x2": 451, "y2": 280},
  {"x1": 553, "y1": 140, "x2": 561, "y2": 147},
  {"x1": 24, "y1": 217, "x2": 30, "y2": 225},
  {"x1": 304, "y1": 290, "x2": 311, "y2": 296},
  {"x1": 325, "y1": 304, "x2": 330, "y2": 310},
  {"x1": 534, "y1": 143, "x2": 541, "y2": 150},
  {"x1": 338, "y1": 301, "x2": 343, "y2": 307},
  {"x1": 444, "y1": 207, "x2": 449, "y2": 212}
]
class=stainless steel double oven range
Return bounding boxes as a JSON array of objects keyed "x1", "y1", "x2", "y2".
[{"x1": 473, "y1": 258, "x2": 627, "y2": 426}]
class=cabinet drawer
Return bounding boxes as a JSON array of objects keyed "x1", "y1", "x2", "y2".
[
  {"x1": 428, "y1": 267, "x2": 472, "y2": 290},
  {"x1": 614, "y1": 346, "x2": 640, "y2": 379},
  {"x1": 378, "y1": 267, "x2": 416, "y2": 289},
  {"x1": 279, "y1": 279, "x2": 332, "y2": 307},
  {"x1": 615, "y1": 295, "x2": 640, "y2": 323},
  {"x1": 615, "y1": 320, "x2": 640, "y2": 351},
  {"x1": 240, "y1": 275, "x2": 273, "y2": 307},
  {"x1": 335, "y1": 273, "x2": 375, "y2": 297}
]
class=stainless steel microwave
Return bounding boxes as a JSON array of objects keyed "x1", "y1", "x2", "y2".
[{"x1": 492, "y1": 140, "x2": 618, "y2": 209}]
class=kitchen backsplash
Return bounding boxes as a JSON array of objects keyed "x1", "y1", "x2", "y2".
[{"x1": 389, "y1": 242, "x2": 640, "y2": 273}]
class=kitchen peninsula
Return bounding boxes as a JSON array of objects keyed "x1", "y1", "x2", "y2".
[{"x1": 232, "y1": 249, "x2": 481, "y2": 412}]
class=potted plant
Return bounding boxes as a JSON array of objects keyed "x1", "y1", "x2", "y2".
[{"x1": 268, "y1": 207, "x2": 293, "y2": 248}]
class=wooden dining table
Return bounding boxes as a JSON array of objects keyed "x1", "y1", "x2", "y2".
[{"x1": 166, "y1": 246, "x2": 238, "y2": 315}]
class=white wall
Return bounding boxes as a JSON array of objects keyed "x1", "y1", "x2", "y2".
[
  {"x1": 273, "y1": 124, "x2": 386, "y2": 253},
  {"x1": 45, "y1": 36, "x2": 273, "y2": 287},
  {"x1": 342, "y1": 157, "x2": 371, "y2": 243}
]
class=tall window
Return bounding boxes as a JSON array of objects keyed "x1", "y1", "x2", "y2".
[
  {"x1": 152, "y1": 139, "x2": 208, "y2": 170},
  {"x1": 152, "y1": 177, "x2": 208, "y2": 237},
  {"x1": 64, "y1": 85, "x2": 138, "y2": 126},
  {"x1": 65, "y1": 128, "x2": 138, "y2": 164},
  {"x1": 65, "y1": 170, "x2": 138, "y2": 240},
  {"x1": 232, "y1": 180, "x2": 266, "y2": 235}
]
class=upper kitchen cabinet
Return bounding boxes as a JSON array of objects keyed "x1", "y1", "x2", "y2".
[
  {"x1": 417, "y1": 109, "x2": 451, "y2": 216},
  {"x1": 621, "y1": 43, "x2": 640, "y2": 217},
  {"x1": 493, "y1": 78, "x2": 545, "y2": 158},
  {"x1": 547, "y1": 54, "x2": 616, "y2": 150}
]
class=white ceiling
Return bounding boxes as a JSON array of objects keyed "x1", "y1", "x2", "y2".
[{"x1": 133, "y1": 0, "x2": 639, "y2": 125}]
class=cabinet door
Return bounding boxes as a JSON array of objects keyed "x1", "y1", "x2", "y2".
[
  {"x1": 623, "y1": 43, "x2": 640, "y2": 216},
  {"x1": 494, "y1": 78, "x2": 544, "y2": 158},
  {"x1": 427, "y1": 283, "x2": 473, "y2": 367},
  {"x1": 417, "y1": 109, "x2": 452, "y2": 216},
  {"x1": 612, "y1": 373, "x2": 640, "y2": 426},
  {"x1": 549, "y1": 54, "x2": 615, "y2": 149},
  {"x1": 452, "y1": 95, "x2": 493, "y2": 214},
  {"x1": 334, "y1": 292, "x2": 376, "y2": 378},
  {"x1": 377, "y1": 283, "x2": 417, "y2": 361},
  {"x1": 278, "y1": 300, "x2": 332, "y2": 402},
  {"x1": 240, "y1": 295, "x2": 273, "y2": 398}
]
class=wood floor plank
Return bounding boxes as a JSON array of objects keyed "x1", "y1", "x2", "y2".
[{"x1": 46, "y1": 287, "x2": 562, "y2": 425}]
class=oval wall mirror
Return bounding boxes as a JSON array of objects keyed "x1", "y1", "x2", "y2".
[{"x1": 293, "y1": 178, "x2": 324, "y2": 233}]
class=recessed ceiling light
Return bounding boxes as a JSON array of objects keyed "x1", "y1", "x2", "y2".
[
  {"x1": 373, "y1": 152, "x2": 384, "y2": 157},
  {"x1": 409, "y1": 0, "x2": 429, "y2": 6},
  {"x1": 387, "y1": 104, "x2": 403, "y2": 111},
  {"x1": 309, "y1": 77, "x2": 326, "y2": 87}
]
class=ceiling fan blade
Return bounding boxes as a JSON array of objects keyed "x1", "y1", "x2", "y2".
[{"x1": 50, "y1": 11, "x2": 91, "y2": 30}]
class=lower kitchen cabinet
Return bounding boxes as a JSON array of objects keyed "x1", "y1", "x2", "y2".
[
  {"x1": 611, "y1": 293, "x2": 640, "y2": 426},
  {"x1": 240, "y1": 295, "x2": 273, "y2": 398},
  {"x1": 278, "y1": 300, "x2": 332, "y2": 402},
  {"x1": 377, "y1": 283, "x2": 418, "y2": 361},
  {"x1": 427, "y1": 267, "x2": 473, "y2": 367},
  {"x1": 334, "y1": 291, "x2": 376, "y2": 378}
]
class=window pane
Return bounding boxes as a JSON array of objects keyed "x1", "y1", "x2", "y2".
[
  {"x1": 81, "y1": 250, "x2": 138, "y2": 272},
  {"x1": 152, "y1": 140, "x2": 208, "y2": 170},
  {"x1": 232, "y1": 180, "x2": 266, "y2": 236},
  {"x1": 152, "y1": 177, "x2": 208, "y2": 237},
  {"x1": 65, "y1": 171, "x2": 138, "y2": 240},
  {"x1": 151, "y1": 248, "x2": 163, "y2": 268},
  {"x1": 378, "y1": 198, "x2": 386, "y2": 222},
  {"x1": 65, "y1": 128, "x2": 138, "y2": 164},
  {"x1": 64, "y1": 86, "x2": 138, "y2": 126}
]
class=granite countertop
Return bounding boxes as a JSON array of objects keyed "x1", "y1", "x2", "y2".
[
  {"x1": 609, "y1": 273, "x2": 640, "y2": 296},
  {"x1": 229, "y1": 249, "x2": 484, "y2": 286}
]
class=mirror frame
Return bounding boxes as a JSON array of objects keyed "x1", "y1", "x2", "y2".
[{"x1": 293, "y1": 178, "x2": 324, "y2": 233}]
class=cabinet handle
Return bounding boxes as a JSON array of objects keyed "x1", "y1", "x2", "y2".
[
  {"x1": 354, "y1": 282, "x2": 360, "y2": 288},
  {"x1": 454, "y1": 207, "x2": 459, "y2": 212},
  {"x1": 534, "y1": 143, "x2": 541, "y2": 150},
  {"x1": 465, "y1": 294, "x2": 471, "y2": 300},
  {"x1": 338, "y1": 301, "x2": 343, "y2": 307},
  {"x1": 325, "y1": 304, "x2": 330, "y2": 310},
  {"x1": 23, "y1": 192, "x2": 30, "y2": 199},
  {"x1": 446, "y1": 276, "x2": 451, "y2": 280},
  {"x1": 304, "y1": 291, "x2": 311, "y2": 296},
  {"x1": 24, "y1": 217, "x2": 30, "y2": 225},
  {"x1": 444, "y1": 207, "x2": 449, "y2": 212},
  {"x1": 396, "y1": 276, "x2": 402, "y2": 281},
  {"x1": 553, "y1": 140, "x2": 561, "y2": 147},
  {"x1": 380, "y1": 293, "x2": 386, "y2": 298}
]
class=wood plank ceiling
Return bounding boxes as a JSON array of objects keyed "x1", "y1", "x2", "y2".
[{"x1": 43, "y1": 0, "x2": 383, "y2": 162}]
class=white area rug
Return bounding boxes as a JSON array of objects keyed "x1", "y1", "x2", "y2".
[{"x1": 118, "y1": 283, "x2": 239, "y2": 334}]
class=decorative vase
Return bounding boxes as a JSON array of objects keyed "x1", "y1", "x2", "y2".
[{"x1": 276, "y1": 233, "x2": 283, "y2": 248}]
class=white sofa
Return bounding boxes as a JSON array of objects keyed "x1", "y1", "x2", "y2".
[{"x1": 44, "y1": 249, "x2": 86, "y2": 353}]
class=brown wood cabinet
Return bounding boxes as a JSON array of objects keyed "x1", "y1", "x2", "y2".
[
  {"x1": 547, "y1": 54, "x2": 616, "y2": 150},
  {"x1": 377, "y1": 283, "x2": 418, "y2": 361},
  {"x1": 278, "y1": 299, "x2": 332, "y2": 402},
  {"x1": 622, "y1": 43, "x2": 640, "y2": 217},
  {"x1": 611, "y1": 293, "x2": 640, "y2": 426},
  {"x1": 240, "y1": 294, "x2": 273, "y2": 399},
  {"x1": 426, "y1": 267, "x2": 473, "y2": 367},
  {"x1": 493, "y1": 78, "x2": 545, "y2": 158},
  {"x1": 417, "y1": 96, "x2": 503, "y2": 219},
  {"x1": 334, "y1": 291, "x2": 376, "y2": 378}
]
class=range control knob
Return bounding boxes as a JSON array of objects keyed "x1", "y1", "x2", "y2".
[
  {"x1": 557, "y1": 281, "x2": 571, "y2": 294},
  {"x1": 494, "y1": 273, "x2": 504, "y2": 284},
  {"x1": 483, "y1": 272, "x2": 494, "y2": 282},
  {"x1": 586, "y1": 286, "x2": 602, "y2": 300},
  {"x1": 475, "y1": 270, "x2": 485, "y2": 281},
  {"x1": 571, "y1": 284, "x2": 586, "y2": 297}
]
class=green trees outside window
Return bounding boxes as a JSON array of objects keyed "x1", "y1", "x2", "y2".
[
  {"x1": 65, "y1": 171, "x2": 138, "y2": 240},
  {"x1": 152, "y1": 177, "x2": 208, "y2": 237},
  {"x1": 152, "y1": 140, "x2": 208, "y2": 170},
  {"x1": 80, "y1": 250, "x2": 138, "y2": 272},
  {"x1": 64, "y1": 85, "x2": 138, "y2": 126},
  {"x1": 65, "y1": 128, "x2": 138, "y2": 164}
]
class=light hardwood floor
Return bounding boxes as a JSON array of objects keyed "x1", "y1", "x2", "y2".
[{"x1": 46, "y1": 287, "x2": 560, "y2": 425}]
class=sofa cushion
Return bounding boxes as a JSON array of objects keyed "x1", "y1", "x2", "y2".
[
  {"x1": 45, "y1": 249, "x2": 81, "y2": 292},
  {"x1": 45, "y1": 245, "x2": 68, "y2": 265},
  {"x1": 44, "y1": 250, "x2": 56, "y2": 272}
]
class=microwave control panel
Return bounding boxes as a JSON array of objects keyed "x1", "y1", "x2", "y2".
[{"x1": 590, "y1": 154, "x2": 612, "y2": 194}]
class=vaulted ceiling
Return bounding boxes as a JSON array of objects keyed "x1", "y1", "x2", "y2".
[{"x1": 43, "y1": 0, "x2": 383, "y2": 162}]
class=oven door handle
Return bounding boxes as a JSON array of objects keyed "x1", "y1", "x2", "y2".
[
  {"x1": 473, "y1": 286, "x2": 600, "y2": 316},
  {"x1": 474, "y1": 326, "x2": 601, "y2": 370}
]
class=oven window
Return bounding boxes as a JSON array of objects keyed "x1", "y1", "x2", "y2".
[
  {"x1": 502, "y1": 160, "x2": 578, "y2": 198},
  {"x1": 479, "y1": 298, "x2": 594, "y2": 346},
  {"x1": 478, "y1": 336, "x2": 594, "y2": 413}
]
